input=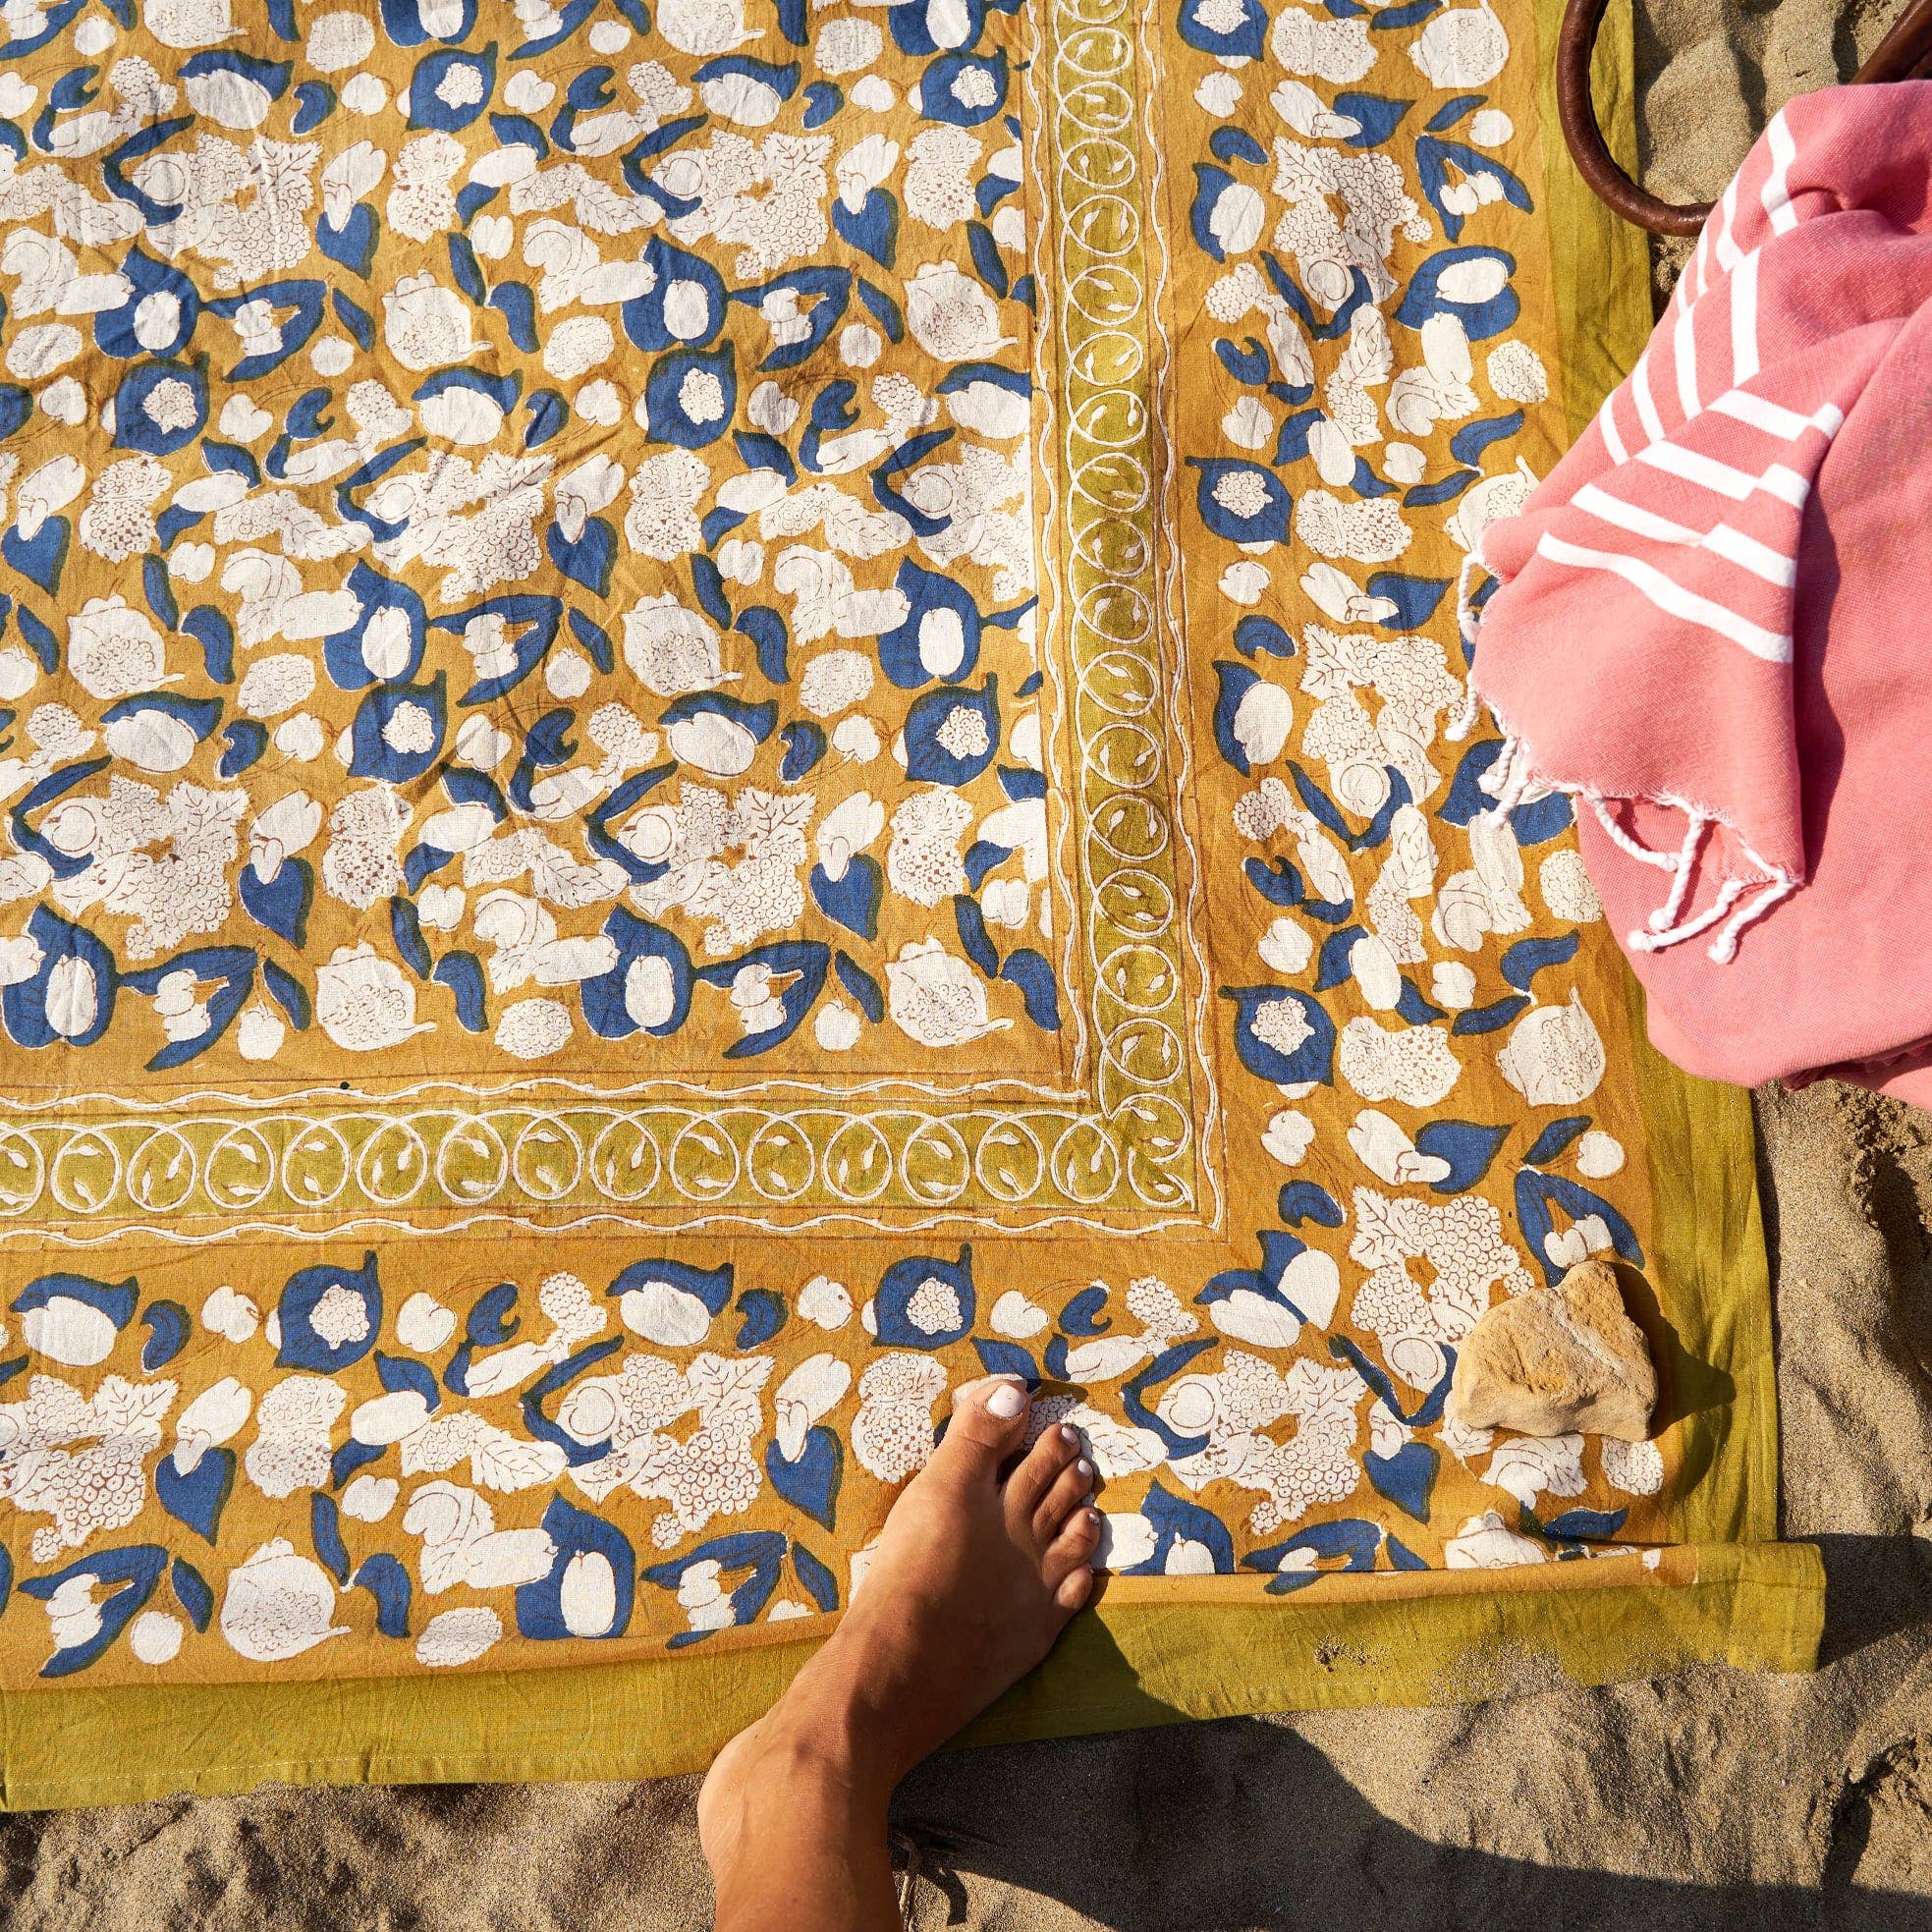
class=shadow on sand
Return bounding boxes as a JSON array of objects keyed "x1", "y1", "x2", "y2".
[{"x1": 889, "y1": 1529, "x2": 1932, "y2": 1932}]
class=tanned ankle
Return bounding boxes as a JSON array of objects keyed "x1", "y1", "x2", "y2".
[
  {"x1": 699, "y1": 1376, "x2": 1102, "y2": 1930},
  {"x1": 751, "y1": 1664, "x2": 900, "y2": 1802}
]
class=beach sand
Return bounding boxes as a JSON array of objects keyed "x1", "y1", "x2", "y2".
[{"x1": 10, "y1": 9, "x2": 1932, "y2": 1924}]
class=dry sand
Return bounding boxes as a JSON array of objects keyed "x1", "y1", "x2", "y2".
[{"x1": 10, "y1": 9, "x2": 1932, "y2": 1925}]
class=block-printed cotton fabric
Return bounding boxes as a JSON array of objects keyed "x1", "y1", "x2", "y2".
[{"x1": 0, "y1": 0, "x2": 1678, "y2": 1688}]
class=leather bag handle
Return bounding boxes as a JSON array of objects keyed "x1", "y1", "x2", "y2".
[{"x1": 1558, "y1": 0, "x2": 1932, "y2": 236}]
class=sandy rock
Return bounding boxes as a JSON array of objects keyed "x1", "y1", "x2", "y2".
[{"x1": 1446, "y1": 1258, "x2": 1657, "y2": 1441}]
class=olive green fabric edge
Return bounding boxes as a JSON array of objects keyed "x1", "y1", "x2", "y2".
[
  {"x1": 0, "y1": 1538, "x2": 1822, "y2": 1808},
  {"x1": 1537, "y1": 0, "x2": 1656, "y2": 447},
  {"x1": 1529, "y1": 0, "x2": 1783, "y2": 1562}
]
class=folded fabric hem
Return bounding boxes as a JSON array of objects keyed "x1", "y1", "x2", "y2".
[{"x1": 0, "y1": 1539, "x2": 1825, "y2": 1810}]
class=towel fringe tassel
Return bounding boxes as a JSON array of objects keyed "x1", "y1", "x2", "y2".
[
  {"x1": 1450, "y1": 561, "x2": 1796, "y2": 966},
  {"x1": 1647, "y1": 811, "x2": 1711, "y2": 930},
  {"x1": 1709, "y1": 860, "x2": 1799, "y2": 965},
  {"x1": 1445, "y1": 547, "x2": 1488, "y2": 744},
  {"x1": 1475, "y1": 746, "x2": 1797, "y2": 967}
]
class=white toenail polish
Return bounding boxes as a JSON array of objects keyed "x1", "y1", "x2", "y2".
[
  {"x1": 986, "y1": 1383, "x2": 1026, "y2": 1419},
  {"x1": 1076, "y1": 1458, "x2": 1093, "y2": 1480},
  {"x1": 1060, "y1": 1424, "x2": 1080, "y2": 1448}
]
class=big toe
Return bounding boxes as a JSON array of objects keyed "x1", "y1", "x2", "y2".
[{"x1": 929, "y1": 1375, "x2": 1032, "y2": 1481}]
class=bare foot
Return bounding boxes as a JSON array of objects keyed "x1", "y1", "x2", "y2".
[{"x1": 698, "y1": 1376, "x2": 1100, "y2": 1904}]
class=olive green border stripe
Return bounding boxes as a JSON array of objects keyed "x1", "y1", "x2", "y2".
[
  {"x1": 1536, "y1": 0, "x2": 1655, "y2": 445},
  {"x1": 1626, "y1": 970, "x2": 1783, "y2": 1551},
  {"x1": 0, "y1": 1540, "x2": 1822, "y2": 1810},
  {"x1": 1529, "y1": 0, "x2": 1784, "y2": 1561}
]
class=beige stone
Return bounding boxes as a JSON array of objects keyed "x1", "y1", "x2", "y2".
[{"x1": 1446, "y1": 1257, "x2": 1658, "y2": 1442}]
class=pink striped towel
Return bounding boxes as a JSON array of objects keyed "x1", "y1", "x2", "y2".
[{"x1": 1460, "y1": 82, "x2": 1932, "y2": 1107}]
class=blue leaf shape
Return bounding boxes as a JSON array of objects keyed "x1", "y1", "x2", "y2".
[
  {"x1": 810, "y1": 856, "x2": 881, "y2": 941},
  {"x1": 1452, "y1": 994, "x2": 1530, "y2": 1034},
  {"x1": 545, "y1": 516, "x2": 615, "y2": 596},
  {"x1": 953, "y1": 894, "x2": 999, "y2": 976},
  {"x1": 353, "y1": 1552, "x2": 413, "y2": 1637},
  {"x1": 1244, "y1": 856, "x2": 1306, "y2": 907},
  {"x1": 156, "y1": 1447, "x2": 234, "y2": 1544},
  {"x1": 1363, "y1": 1440, "x2": 1437, "y2": 1519},
  {"x1": 1278, "y1": 1181, "x2": 1345, "y2": 1227},
  {"x1": 2, "y1": 518, "x2": 68, "y2": 593},
  {"x1": 239, "y1": 856, "x2": 311, "y2": 948},
  {"x1": 1364, "y1": 571, "x2": 1449, "y2": 628},
  {"x1": 1411, "y1": 1120, "x2": 1510, "y2": 1193},
  {"x1": 1509, "y1": 791, "x2": 1573, "y2": 846},
  {"x1": 1537, "y1": 1506, "x2": 1630, "y2": 1543},
  {"x1": 779, "y1": 720, "x2": 825, "y2": 781},
  {"x1": 791, "y1": 1541, "x2": 839, "y2": 1612},
  {"x1": 390, "y1": 895, "x2": 431, "y2": 978},
  {"x1": 1314, "y1": 923, "x2": 1367, "y2": 990},
  {"x1": 331, "y1": 1438, "x2": 385, "y2": 1487},
  {"x1": 1501, "y1": 930, "x2": 1579, "y2": 992},
  {"x1": 834, "y1": 950, "x2": 884, "y2": 1022},
  {"x1": 172, "y1": 1556, "x2": 214, "y2": 1629},
  {"x1": 468, "y1": 1281, "x2": 521, "y2": 1347},
  {"x1": 433, "y1": 951, "x2": 488, "y2": 1031},
  {"x1": 1397, "y1": 977, "x2": 1447, "y2": 1023},
  {"x1": 1439, "y1": 739, "x2": 1506, "y2": 823},
  {"x1": 766, "y1": 1427, "x2": 842, "y2": 1530},
  {"x1": 1059, "y1": 1284, "x2": 1112, "y2": 1335},
  {"x1": 734, "y1": 1290, "x2": 786, "y2": 1350},
  {"x1": 1522, "y1": 1115, "x2": 1591, "y2": 1167},
  {"x1": 1233, "y1": 614, "x2": 1297, "y2": 658},
  {"x1": 737, "y1": 605, "x2": 790, "y2": 683},
  {"x1": 216, "y1": 719, "x2": 265, "y2": 778},
  {"x1": 311, "y1": 1491, "x2": 351, "y2": 1584},
  {"x1": 1424, "y1": 92, "x2": 1485, "y2": 130},
  {"x1": 1331, "y1": 90, "x2": 1410, "y2": 146},
  {"x1": 1450, "y1": 410, "x2": 1526, "y2": 465},
  {"x1": 1403, "y1": 468, "x2": 1477, "y2": 507},
  {"x1": 139, "y1": 1300, "x2": 189, "y2": 1371},
  {"x1": 1001, "y1": 949, "x2": 1061, "y2": 1030},
  {"x1": 971, "y1": 1339, "x2": 1040, "y2": 1384},
  {"x1": 376, "y1": 1351, "x2": 441, "y2": 1408}
]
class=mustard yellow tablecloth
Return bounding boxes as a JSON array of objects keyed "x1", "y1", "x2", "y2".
[{"x1": 0, "y1": 0, "x2": 1817, "y2": 1806}]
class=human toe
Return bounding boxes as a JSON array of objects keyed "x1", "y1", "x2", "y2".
[
  {"x1": 1031, "y1": 1454, "x2": 1094, "y2": 1543},
  {"x1": 931, "y1": 1375, "x2": 1032, "y2": 1477},
  {"x1": 1045, "y1": 1505, "x2": 1103, "y2": 1587},
  {"x1": 1007, "y1": 1419, "x2": 1082, "y2": 1517},
  {"x1": 1054, "y1": 1564, "x2": 1096, "y2": 1613}
]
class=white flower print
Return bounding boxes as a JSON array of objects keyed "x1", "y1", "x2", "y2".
[{"x1": 885, "y1": 938, "x2": 1012, "y2": 1048}]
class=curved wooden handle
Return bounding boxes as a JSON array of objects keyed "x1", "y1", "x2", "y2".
[
  {"x1": 1557, "y1": 0, "x2": 1711, "y2": 237},
  {"x1": 1860, "y1": 0, "x2": 1932, "y2": 80},
  {"x1": 1558, "y1": 0, "x2": 1932, "y2": 236}
]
